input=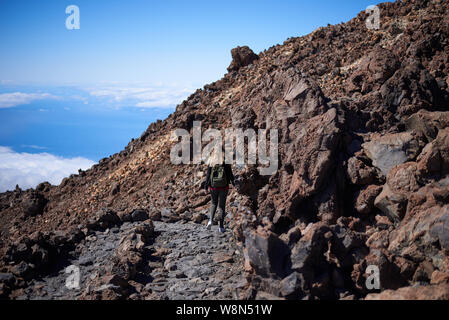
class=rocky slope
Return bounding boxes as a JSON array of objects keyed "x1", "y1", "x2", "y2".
[{"x1": 1, "y1": 0, "x2": 449, "y2": 300}]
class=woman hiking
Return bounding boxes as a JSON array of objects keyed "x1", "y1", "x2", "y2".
[{"x1": 204, "y1": 151, "x2": 235, "y2": 233}]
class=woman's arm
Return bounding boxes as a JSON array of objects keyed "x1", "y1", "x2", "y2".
[
  {"x1": 225, "y1": 164, "x2": 235, "y2": 185},
  {"x1": 205, "y1": 166, "x2": 211, "y2": 190}
]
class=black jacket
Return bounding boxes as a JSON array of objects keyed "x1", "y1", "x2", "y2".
[{"x1": 205, "y1": 164, "x2": 235, "y2": 189}]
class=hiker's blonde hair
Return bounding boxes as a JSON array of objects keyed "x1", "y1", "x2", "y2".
[{"x1": 207, "y1": 149, "x2": 224, "y2": 167}]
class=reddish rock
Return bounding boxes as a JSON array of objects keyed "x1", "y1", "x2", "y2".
[
  {"x1": 417, "y1": 127, "x2": 449, "y2": 179},
  {"x1": 413, "y1": 260, "x2": 435, "y2": 282},
  {"x1": 366, "y1": 284, "x2": 449, "y2": 300},
  {"x1": 355, "y1": 185, "x2": 383, "y2": 215},
  {"x1": 269, "y1": 108, "x2": 341, "y2": 223},
  {"x1": 212, "y1": 253, "x2": 234, "y2": 264},
  {"x1": 348, "y1": 47, "x2": 400, "y2": 94},
  {"x1": 366, "y1": 230, "x2": 390, "y2": 249},
  {"x1": 346, "y1": 157, "x2": 376, "y2": 186},
  {"x1": 227, "y1": 46, "x2": 259, "y2": 72},
  {"x1": 374, "y1": 184, "x2": 408, "y2": 222},
  {"x1": 362, "y1": 249, "x2": 408, "y2": 290},
  {"x1": 387, "y1": 162, "x2": 420, "y2": 194},
  {"x1": 405, "y1": 110, "x2": 449, "y2": 141},
  {"x1": 375, "y1": 215, "x2": 393, "y2": 230},
  {"x1": 282, "y1": 77, "x2": 328, "y2": 118},
  {"x1": 388, "y1": 205, "x2": 449, "y2": 266},
  {"x1": 431, "y1": 271, "x2": 449, "y2": 285},
  {"x1": 148, "y1": 209, "x2": 162, "y2": 221},
  {"x1": 279, "y1": 226, "x2": 302, "y2": 246},
  {"x1": 406, "y1": 176, "x2": 449, "y2": 220}
]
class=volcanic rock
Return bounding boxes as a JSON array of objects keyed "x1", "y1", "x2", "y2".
[
  {"x1": 366, "y1": 284, "x2": 449, "y2": 300},
  {"x1": 362, "y1": 132, "x2": 423, "y2": 176},
  {"x1": 355, "y1": 185, "x2": 383, "y2": 215},
  {"x1": 21, "y1": 191, "x2": 47, "y2": 218},
  {"x1": 227, "y1": 46, "x2": 259, "y2": 72},
  {"x1": 244, "y1": 229, "x2": 291, "y2": 278},
  {"x1": 130, "y1": 209, "x2": 149, "y2": 222}
]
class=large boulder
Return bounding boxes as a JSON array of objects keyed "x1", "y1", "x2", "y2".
[
  {"x1": 355, "y1": 185, "x2": 383, "y2": 215},
  {"x1": 346, "y1": 156, "x2": 377, "y2": 186},
  {"x1": 20, "y1": 191, "x2": 47, "y2": 218},
  {"x1": 290, "y1": 223, "x2": 330, "y2": 282},
  {"x1": 282, "y1": 77, "x2": 328, "y2": 118},
  {"x1": 406, "y1": 176, "x2": 449, "y2": 223},
  {"x1": 417, "y1": 127, "x2": 449, "y2": 179},
  {"x1": 362, "y1": 132, "x2": 424, "y2": 176},
  {"x1": 374, "y1": 184, "x2": 408, "y2": 222},
  {"x1": 87, "y1": 208, "x2": 121, "y2": 231},
  {"x1": 116, "y1": 221, "x2": 154, "y2": 253},
  {"x1": 387, "y1": 162, "x2": 420, "y2": 194},
  {"x1": 405, "y1": 110, "x2": 449, "y2": 142},
  {"x1": 348, "y1": 47, "x2": 400, "y2": 94},
  {"x1": 244, "y1": 229, "x2": 291, "y2": 279},
  {"x1": 388, "y1": 205, "x2": 449, "y2": 268},
  {"x1": 288, "y1": 222, "x2": 358, "y2": 299},
  {"x1": 363, "y1": 249, "x2": 408, "y2": 290},
  {"x1": 227, "y1": 46, "x2": 259, "y2": 72},
  {"x1": 374, "y1": 162, "x2": 420, "y2": 222},
  {"x1": 279, "y1": 272, "x2": 305, "y2": 298},
  {"x1": 111, "y1": 222, "x2": 154, "y2": 280},
  {"x1": 380, "y1": 60, "x2": 446, "y2": 116},
  {"x1": 278, "y1": 108, "x2": 341, "y2": 218},
  {"x1": 131, "y1": 209, "x2": 149, "y2": 222}
]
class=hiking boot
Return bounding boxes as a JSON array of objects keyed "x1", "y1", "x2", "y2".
[
  {"x1": 218, "y1": 226, "x2": 225, "y2": 233},
  {"x1": 206, "y1": 220, "x2": 213, "y2": 230}
]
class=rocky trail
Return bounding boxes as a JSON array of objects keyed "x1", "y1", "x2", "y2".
[
  {"x1": 12, "y1": 220, "x2": 246, "y2": 300},
  {"x1": 143, "y1": 221, "x2": 246, "y2": 300}
]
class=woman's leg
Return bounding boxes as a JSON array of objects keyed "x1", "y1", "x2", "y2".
[
  {"x1": 209, "y1": 189, "x2": 219, "y2": 222},
  {"x1": 218, "y1": 189, "x2": 228, "y2": 228}
]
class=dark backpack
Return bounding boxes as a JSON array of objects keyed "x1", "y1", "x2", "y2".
[{"x1": 210, "y1": 164, "x2": 228, "y2": 188}]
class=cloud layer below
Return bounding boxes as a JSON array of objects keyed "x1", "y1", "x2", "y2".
[
  {"x1": 0, "y1": 92, "x2": 56, "y2": 108},
  {"x1": 0, "y1": 146, "x2": 95, "y2": 192},
  {"x1": 0, "y1": 84, "x2": 196, "y2": 110},
  {"x1": 88, "y1": 84, "x2": 195, "y2": 108}
]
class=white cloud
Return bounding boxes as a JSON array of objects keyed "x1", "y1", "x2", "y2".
[
  {"x1": 88, "y1": 84, "x2": 195, "y2": 108},
  {"x1": 0, "y1": 92, "x2": 56, "y2": 108},
  {"x1": 20, "y1": 144, "x2": 48, "y2": 150},
  {"x1": 0, "y1": 146, "x2": 95, "y2": 192}
]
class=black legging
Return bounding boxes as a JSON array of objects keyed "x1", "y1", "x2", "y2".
[{"x1": 209, "y1": 189, "x2": 228, "y2": 228}]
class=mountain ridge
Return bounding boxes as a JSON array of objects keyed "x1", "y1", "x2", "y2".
[{"x1": 1, "y1": 0, "x2": 449, "y2": 300}]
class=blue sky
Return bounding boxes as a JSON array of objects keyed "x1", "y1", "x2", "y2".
[
  {"x1": 0, "y1": 0, "x2": 386, "y2": 84},
  {"x1": 0, "y1": 0, "x2": 387, "y2": 192}
]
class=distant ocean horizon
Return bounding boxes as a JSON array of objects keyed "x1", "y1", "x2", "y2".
[{"x1": 0, "y1": 82, "x2": 195, "y2": 192}]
